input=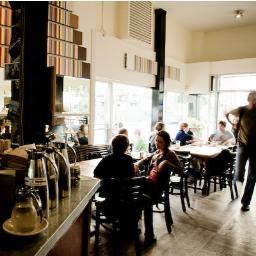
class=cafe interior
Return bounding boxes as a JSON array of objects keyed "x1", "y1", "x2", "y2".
[{"x1": 0, "y1": 0, "x2": 256, "y2": 255}]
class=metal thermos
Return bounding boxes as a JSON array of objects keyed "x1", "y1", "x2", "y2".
[
  {"x1": 44, "y1": 148, "x2": 59, "y2": 210},
  {"x1": 25, "y1": 150, "x2": 49, "y2": 219},
  {"x1": 54, "y1": 142, "x2": 71, "y2": 198}
]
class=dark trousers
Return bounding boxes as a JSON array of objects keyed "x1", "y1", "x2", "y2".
[
  {"x1": 142, "y1": 180, "x2": 157, "y2": 238},
  {"x1": 236, "y1": 143, "x2": 256, "y2": 206}
]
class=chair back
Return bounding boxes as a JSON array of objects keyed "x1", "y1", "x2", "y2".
[
  {"x1": 207, "y1": 149, "x2": 234, "y2": 175},
  {"x1": 102, "y1": 177, "x2": 145, "y2": 219}
]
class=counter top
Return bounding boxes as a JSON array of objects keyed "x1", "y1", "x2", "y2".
[{"x1": 0, "y1": 176, "x2": 101, "y2": 256}]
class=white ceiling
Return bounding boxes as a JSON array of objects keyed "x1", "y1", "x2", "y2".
[{"x1": 153, "y1": 1, "x2": 256, "y2": 31}]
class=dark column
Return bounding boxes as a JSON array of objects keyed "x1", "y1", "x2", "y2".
[
  {"x1": 20, "y1": 2, "x2": 50, "y2": 144},
  {"x1": 152, "y1": 9, "x2": 166, "y2": 128}
]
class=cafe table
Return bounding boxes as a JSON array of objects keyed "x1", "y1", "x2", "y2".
[
  {"x1": 170, "y1": 144, "x2": 229, "y2": 160},
  {"x1": 170, "y1": 144, "x2": 233, "y2": 194}
]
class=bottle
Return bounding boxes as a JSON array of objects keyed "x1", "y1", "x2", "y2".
[{"x1": 25, "y1": 150, "x2": 49, "y2": 219}]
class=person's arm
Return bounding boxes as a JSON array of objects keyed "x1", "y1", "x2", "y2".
[
  {"x1": 185, "y1": 133, "x2": 193, "y2": 144},
  {"x1": 209, "y1": 134, "x2": 215, "y2": 142},
  {"x1": 225, "y1": 107, "x2": 241, "y2": 124},
  {"x1": 126, "y1": 157, "x2": 136, "y2": 177},
  {"x1": 158, "y1": 151, "x2": 183, "y2": 175},
  {"x1": 134, "y1": 154, "x2": 153, "y2": 173},
  {"x1": 221, "y1": 131, "x2": 235, "y2": 145},
  {"x1": 93, "y1": 158, "x2": 106, "y2": 179}
]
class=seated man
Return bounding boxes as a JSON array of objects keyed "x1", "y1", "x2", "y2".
[
  {"x1": 209, "y1": 121, "x2": 235, "y2": 145},
  {"x1": 175, "y1": 122, "x2": 193, "y2": 146}
]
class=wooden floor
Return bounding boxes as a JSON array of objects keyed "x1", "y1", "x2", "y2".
[{"x1": 90, "y1": 182, "x2": 256, "y2": 256}]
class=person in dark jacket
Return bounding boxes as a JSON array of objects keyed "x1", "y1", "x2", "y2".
[
  {"x1": 94, "y1": 134, "x2": 135, "y2": 179},
  {"x1": 175, "y1": 122, "x2": 193, "y2": 146}
]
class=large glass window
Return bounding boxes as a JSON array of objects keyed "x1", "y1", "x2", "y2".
[
  {"x1": 164, "y1": 74, "x2": 256, "y2": 141},
  {"x1": 216, "y1": 74, "x2": 256, "y2": 131},
  {"x1": 164, "y1": 92, "x2": 215, "y2": 140},
  {"x1": 94, "y1": 82, "x2": 152, "y2": 150},
  {"x1": 113, "y1": 83, "x2": 152, "y2": 151}
]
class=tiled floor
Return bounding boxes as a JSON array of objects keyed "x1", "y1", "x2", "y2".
[{"x1": 90, "y1": 182, "x2": 256, "y2": 256}]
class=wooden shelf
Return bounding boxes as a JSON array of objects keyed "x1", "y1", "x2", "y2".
[
  {"x1": 0, "y1": 24, "x2": 12, "y2": 29},
  {"x1": 0, "y1": 4, "x2": 11, "y2": 10},
  {"x1": 48, "y1": 53, "x2": 83, "y2": 61},
  {"x1": 48, "y1": 19, "x2": 75, "y2": 29},
  {"x1": 47, "y1": 36, "x2": 73, "y2": 44},
  {"x1": 0, "y1": 43, "x2": 9, "y2": 47},
  {"x1": 48, "y1": 3, "x2": 72, "y2": 13}
]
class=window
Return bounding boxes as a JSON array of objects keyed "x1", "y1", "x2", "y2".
[
  {"x1": 215, "y1": 74, "x2": 256, "y2": 131},
  {"x1": 94, "y1": 82, "x2": 110, "y2": 144},
  {"x1": 94, "y1": 81, "x2": 152, "y2": 150},
  {"x1": 164, "y1": 74, "x2": 256, "y2": 141},
  {"x1": 164, "y1": 92, "x2": 216, "y2": 140},
  {"x1": 113, "y1": 83, "x2": 152, "y2": 151}
]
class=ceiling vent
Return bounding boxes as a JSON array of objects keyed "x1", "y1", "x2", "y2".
[{"x1": 128, "y1": 1, "x2": 152, "y2": 45}]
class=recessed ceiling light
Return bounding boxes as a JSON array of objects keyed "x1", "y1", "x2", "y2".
[{"x1": 234, "y1": 9, "x2": 245, "y2": 19}]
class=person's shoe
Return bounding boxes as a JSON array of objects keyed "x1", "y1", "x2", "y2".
[
  {"x1": 241, "y1": 205, "x2": 250, "y2": 211},
  {"x1": 144, "y1": 235, "x2": 157, "y2": 247}
]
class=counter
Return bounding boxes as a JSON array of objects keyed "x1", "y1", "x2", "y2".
[{"x1": 0, "y1": 176, "x2": 101, "y2": 256}]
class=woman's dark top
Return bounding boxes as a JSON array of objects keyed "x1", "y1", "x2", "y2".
[{"x1": 94, "y1": 153, "x2": 135, "y2": 179}]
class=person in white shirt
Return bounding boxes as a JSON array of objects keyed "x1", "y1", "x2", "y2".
[{"x1": 209, "y1": 121, "x2": 235, "y2": 145}]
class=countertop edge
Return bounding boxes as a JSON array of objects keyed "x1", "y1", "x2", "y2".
[{"x1": 35, "y1": 178, "x2": 101, "y2": 256}]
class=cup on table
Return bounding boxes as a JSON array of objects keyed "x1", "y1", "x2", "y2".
[{"x1": 176, "y1": 140, "x2": 180, "y2": 149}]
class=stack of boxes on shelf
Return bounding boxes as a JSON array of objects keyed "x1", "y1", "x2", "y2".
[
  {"x1": 47, "y1": 1, "x2": 89, "y2": 78},
  {"x1": 0, "y1": 1, "x2": 11, "y2": 67}
]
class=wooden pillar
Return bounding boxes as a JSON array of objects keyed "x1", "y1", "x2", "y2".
[{"x1": 152, "y1": 9, "x2": 166, "y2": 128}]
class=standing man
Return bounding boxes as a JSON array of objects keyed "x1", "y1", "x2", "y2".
[{"x1": 226, "y1": 91, "x2": 256, "y2": 211}]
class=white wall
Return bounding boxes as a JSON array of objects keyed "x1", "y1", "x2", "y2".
[
  {"x1": 93, "y1": 32, "x2": 156, "y2": 87},
  {"x1": 186, "y1": 62, "x2": 211, "y2": 93},
  {"x1": 185, "y1": 58, "x2": 256, "y2": 93},
  {"x1": 71, "y1": 1, "x2": 119, "y2": 63},
  {"x1": 188, "y1": 24, "x2": 256, "y2": 63},
  {"x1": 210, "y1": 58, "x2": 256, "y2": 75},
  {"x1": 165, "y1": 14, "x2": 192, "y2": 63}
]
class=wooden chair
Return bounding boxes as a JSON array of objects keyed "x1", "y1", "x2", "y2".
[
  {"x1": 138, "y1": 163, "x2": 173, "y2": 234},
  {"x1": 93, "y1": 177, "x2": 145, "y2": 256},
  {"x1": 204, "y1": 149, "x2": 238, "y2": 200},
  {"x1": 169, "y1": 154, "x2": 191, "y2": 212},
  {"x1": 76, "y1": 144, "x2": 109, "y2": 161}
]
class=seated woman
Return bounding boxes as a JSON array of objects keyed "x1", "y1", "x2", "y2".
[
  {"x1": 135, "y1": 131, "x2": 182, "y2": 245},
  {"x1": 94, "y1": 134, "x2": 134, "y2": 179}
]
